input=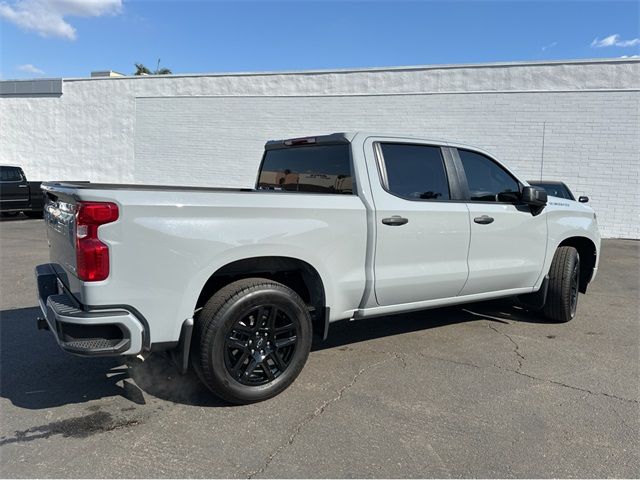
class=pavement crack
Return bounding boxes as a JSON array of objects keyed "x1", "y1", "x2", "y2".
[
  {"x1": 417, "y1": 353, "x2": 482, "y2": 369},
  {"x1": 415, "y1": 350, "x2": 638, "y2": 405},
  {"x1": 393, "y1": 352, "x2": 408, "y2": 369},
  {"x1": 495, "y1": 366, "x2": 639, "y2": 405},
  {"x1": 246, "y1": 354, "x2": 399, "y2": 479},
  {"x1": 486, "y1": 323, "x2": 525, "y2": 371}
]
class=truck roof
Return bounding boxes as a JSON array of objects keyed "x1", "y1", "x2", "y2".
[{"x1": 265, "y1": 132, "x2": 492, "y2": 156}]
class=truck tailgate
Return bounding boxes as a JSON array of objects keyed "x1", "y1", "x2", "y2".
[{"x1": 43, "y1": 191, "x2": 78, "y2": 292}]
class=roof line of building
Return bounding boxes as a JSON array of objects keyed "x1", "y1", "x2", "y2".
[
  {"x1": 43, "y1": 57, "x2": 640, "y2": 83},
  {"x1": 132, "y1": 88, "x2": 640, "y2": 99}
]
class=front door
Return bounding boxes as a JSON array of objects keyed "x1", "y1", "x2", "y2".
[{"x1": 454, "y1": 148, "x2": 547, "y2": 295}]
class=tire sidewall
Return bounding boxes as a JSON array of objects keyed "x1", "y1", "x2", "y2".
[
  {"x1": 203, "y1": 286, "x2": 312, "y2": 403},
  {"x1": 569, "y1": 252, "x2": 580, "y2": 319}
]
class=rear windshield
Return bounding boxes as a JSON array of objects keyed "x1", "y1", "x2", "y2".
[{"x1": 257, "y1": 144, "x2": 353, "y2": 194}]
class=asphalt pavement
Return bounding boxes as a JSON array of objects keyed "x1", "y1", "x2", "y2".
[{"x1": 1, "y1": 217, "x2": 638, "y2": 478}]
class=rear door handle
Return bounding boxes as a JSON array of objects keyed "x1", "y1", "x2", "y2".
[
  {"x1": 18, "y1": 184, "x2": 28, "y2": 188},
  {"x1": 473, "y1": 215, "x2": 494, "y2": 225},
  {"x1": 382, "y1": 216, "x2": 409, "y2": 226}
]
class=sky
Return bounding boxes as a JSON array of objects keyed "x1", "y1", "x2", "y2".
[{"x1": 0, "y1": 0, "x2": 638, "y2": 79}]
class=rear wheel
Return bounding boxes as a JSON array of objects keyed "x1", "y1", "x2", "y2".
[
  {"x1": 192, "y1": 278, "x2": 312, "y2": 404},
  {"x1": 543, "y1": 246, "x2": 580, "y2": 323}
]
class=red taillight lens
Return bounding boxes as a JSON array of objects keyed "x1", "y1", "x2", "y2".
[{"x1": 76, "y1": 202, "x2": 119, "y2": 281}]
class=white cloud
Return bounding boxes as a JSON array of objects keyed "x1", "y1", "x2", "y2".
[
  {"x1": 617, "y1": 38, "x2": 640, "y2": 47},
  {"x1": 0, "y1": 0, "x2": 122, "y2": 40},
  {"x1": 620, "y1": 55, "x2": 640, "y2": 59},
  {"x1": 591, "y1": 34, "x2": 640, "y2": 48},
  {"x1": 17, "y1": 63, "x2": 44, "y2": 74},
  {"x1": 541, "y1": 41, "x2": 557, "y2": 52}
]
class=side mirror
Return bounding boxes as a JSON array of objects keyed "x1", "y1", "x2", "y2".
[
  {"x1": 578, "y1": 196, "x2": 589, "y2": 203},
  {"x1": 522, "y1": 185, "x2": 547, "y2": 208}
]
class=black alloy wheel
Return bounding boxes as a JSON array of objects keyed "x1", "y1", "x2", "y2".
[
  {"x1": 192, "y1": 278, "x2": 312, "y2": 404},
  {"x1": 224, "y1": 305, "x2": 298, "y2": 386}
]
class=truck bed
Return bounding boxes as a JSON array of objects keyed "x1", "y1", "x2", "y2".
[{"x1": 43, "y1": 182, "x2": 254, "y2": 193}]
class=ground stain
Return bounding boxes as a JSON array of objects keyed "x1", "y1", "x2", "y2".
[{"x1": 0, "y1": 411, "x2": 140, "y2": 446}]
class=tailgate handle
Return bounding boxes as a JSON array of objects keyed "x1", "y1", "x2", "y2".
[{"x1": 382, "y1": 216, "x2": 409, "y2": 226}]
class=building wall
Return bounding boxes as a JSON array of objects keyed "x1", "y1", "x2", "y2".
[{"x1": 1, "y1": 59, "x2": 638, "y2": 238}]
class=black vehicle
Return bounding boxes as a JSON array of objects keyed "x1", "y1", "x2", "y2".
[
  {"x1": 528, "y1": 180, "x2": 589, "y2": 203},
  {"x1": 0, "y1": 165, "x2": 44, "y2": 218}
]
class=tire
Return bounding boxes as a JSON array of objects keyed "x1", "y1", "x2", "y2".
[
  {"x1": 24, "y1": 210, "x2": 43, "y2": 219},
  {"x1": 543, "y1": 246, "x2": 580, "y2": 323},
  {"x1": 192, "y1": 278, "x2": 312, "y2": 404}
]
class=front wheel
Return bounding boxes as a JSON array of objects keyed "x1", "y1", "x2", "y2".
[
  {"x1": 543, "y1": 246, "x2": 580, "y2": 323},
  {"x1": 192, "y1": 278, "x2": 312, "y2": 404}
]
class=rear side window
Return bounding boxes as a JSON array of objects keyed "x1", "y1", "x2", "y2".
[
  {"x1": 258, "y1": 144, "x2": 353, "y2": 194},
  {"x1": 379, "y1": 143, "x2": 450, "y2": 200},
  {"x1": 458, "y1": 149, "x2": 520, "y2": 202},
  {"x1": 0, "y1": 167, "x2": 23, "y2": 182}
]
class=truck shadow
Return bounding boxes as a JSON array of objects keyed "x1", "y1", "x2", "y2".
[
  {"x1": 0, "y1": 306, "x2": 128, "y2": 409},
  {"x1": 0, "y1": 300, "x2": 548, "y2": 409},
  {"x1": 0, "y1": 214, "x2": 43, "y2": 222},
  {"x1": 0, "y1": 306, "x2": 222, "y2": 410},
  {"x1": 0, "y1": 214, "x2": 27, "y2": 222},
  {"x1": 315, "y1": 299, "x2": 553, "y2": 351}
]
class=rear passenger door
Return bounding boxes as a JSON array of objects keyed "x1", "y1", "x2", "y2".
[
  {"x1": 0, "y1": 166, "x2": 29, "y2": 210},
  {"x1": 454, "y1": 148, "x2": 547, "y2": 295},
  {"x1": 368, "y1": 140, "x2": 471, "y2": 306}
]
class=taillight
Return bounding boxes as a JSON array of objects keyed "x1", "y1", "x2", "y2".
[{"x1": 75, "y1": 201, "x2": 119, "y2": 281}]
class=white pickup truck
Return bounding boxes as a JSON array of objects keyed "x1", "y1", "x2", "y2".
[{"x1": 36, "y1": 132, "x2": 600, "y2": 403}]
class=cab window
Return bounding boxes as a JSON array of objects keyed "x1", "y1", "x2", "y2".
[
  {"x1": 0, "y1": 167, "x2": 23, "y2": 182},
  {"x1": 458, "y1": 149, "x2": 520, "y2": 202},
  {"x1": 379, "y1": 143, "x2": 450, "y2": 201}
]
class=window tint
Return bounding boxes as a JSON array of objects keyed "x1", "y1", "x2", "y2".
[
  {"x1": 379, "y1": 144, "x2": 450, "y2": 200},
  {"x1": 258, "y1": 144, "x2": 353, "y2": 194},
  {"x1": 0, "y1": 167, "x2": 22, "y2": 182},
  {"x1": 458, "y1": 149, "x2": 520, "y2": 202}
]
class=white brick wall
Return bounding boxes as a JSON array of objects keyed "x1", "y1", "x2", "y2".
[{"x1": 1, "y1": 59, "x2": 638, "y2": 238}]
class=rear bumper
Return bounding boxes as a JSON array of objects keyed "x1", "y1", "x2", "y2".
[{"x1": 35, "y1": 264, "x2": 144, "y2": 356}]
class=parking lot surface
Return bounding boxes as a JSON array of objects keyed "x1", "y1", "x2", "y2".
[{"x1": 0, "y1": 218, "x2": 638, "y2": 478}]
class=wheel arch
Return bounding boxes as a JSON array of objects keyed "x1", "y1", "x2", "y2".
[
  {"x1": 195, "y1": 256, "x2": 328, "y2": 340},
  {"x1": 557, "y1": 236, "x2": 597, "y2": 293}
]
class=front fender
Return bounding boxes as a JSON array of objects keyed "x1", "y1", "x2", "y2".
[{"x1": 534, "y1": 201, "x2": 601, "y2": 289}]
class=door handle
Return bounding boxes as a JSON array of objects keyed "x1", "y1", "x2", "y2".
[
  {"x1": 18, "y1": 184, "x2": 28, "y2": 188},
  {"x1": 382, "y1": 216, "x2": 409, "y2": 226},
  {"x1": 473, "y1": 215, "x2": 494, "y2": 225}
]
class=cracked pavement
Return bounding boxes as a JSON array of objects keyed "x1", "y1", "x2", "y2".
[{"x1": 1, "y1": 219, "x2": 638, "y2": 478}]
